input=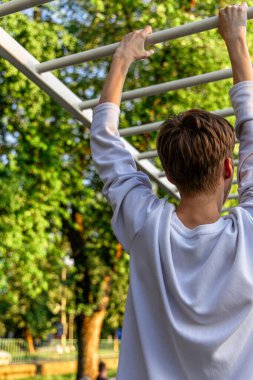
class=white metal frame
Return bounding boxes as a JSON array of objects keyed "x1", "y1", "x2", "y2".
[
  {"x1": 80, "y1": 68, "x2": 236, "y2": 110},
  {"x1": 0, "y1": 0, "x2": 54, "y2": 17},
  {"x1": 0, "y1": 0, "x2": 245, "y2": 209},
  {"x1": 119, "y1": 108, "x2": 235, "y2": 137},
  {"x1": 35, "y1": 7, "x2": 253, "y2": 72}
]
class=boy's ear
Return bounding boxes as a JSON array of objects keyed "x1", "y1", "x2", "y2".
[{"x1": 224, "y1": 157, "x2": 233, "y2": 179}]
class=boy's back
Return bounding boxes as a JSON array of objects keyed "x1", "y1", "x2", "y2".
[
  {"x1": 117, "y1": 204, "x2": 253, "y2": 379},
  {"x1": 91, "y1": 4, "x2": 253, "y2": 379}
]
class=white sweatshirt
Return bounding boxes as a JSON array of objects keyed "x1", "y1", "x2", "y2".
[{"x1": 90, "y1": 81, "x2": 253, "y2": 380}]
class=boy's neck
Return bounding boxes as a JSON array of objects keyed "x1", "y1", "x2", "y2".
[{"x1": 176, "y1": 191, "x2": 223, "y2": 229}]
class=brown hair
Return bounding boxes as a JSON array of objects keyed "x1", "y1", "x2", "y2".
[{"x1": 156, "y1": 109, "x2": 235, "y2": 195}]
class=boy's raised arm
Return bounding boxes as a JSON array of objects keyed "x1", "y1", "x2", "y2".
[
  {"x1": 220, "y1": 3, "x2": 253, "y2": 213},
  {"x1": 90, "y1": 27, "x2": 163, "y2": 252},
  {"x1": 98, "y1": 26, "x2": 153, "y2": 106}
]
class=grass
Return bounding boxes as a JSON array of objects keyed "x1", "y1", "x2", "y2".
[
  {"x1": 20, "y1": 370, "x2": 117, "y2": 380},
  {"x1": 21, "y1": 376, "x2": 74, "y2": 380}
]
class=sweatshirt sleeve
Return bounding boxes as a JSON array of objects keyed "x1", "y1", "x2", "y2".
[
  {"x1": 230, "y1": 81, "x2": 253, "y2": 215},
  {"x1": 90, "y1": 102, "x2": 163, "y2": 252}
]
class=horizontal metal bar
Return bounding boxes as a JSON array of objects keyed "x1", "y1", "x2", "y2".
[
  {"x1": 136, "y1": 151, "x2": 158, "y2": 160},
  {"x1": 138, "y1": 148, "x2": 239, "y2": 164},
  {"x1": 158, "y1": 174, "x2": 238, "y2": 185},
  {"x1": 80, "y1": 68, "x2": 235, "y2": 110},
  {"x1": 227, "y1": 194, "x2": 239, "y2": 200},
  {"x1": 36, "y1": 42, "x2": 119, "y2": 73},
  {"x1": 119, "y1": 108, "x2": 235, "y2": 137},
  {"x1": 221, "y1": 207, "x2": 233, "y2": 213},
  {"x1": 0, "y1": 0, "x2": 54, "y2": 17},
  {"x1": 35, "y1": 7, "x2": 253, "y2": 73},
  {"x1": 120, "y1": 121, "x2": 161, "y2": 137},
  {"x1": 212, "y1": 108, "x2": 235, "y2": 118}
]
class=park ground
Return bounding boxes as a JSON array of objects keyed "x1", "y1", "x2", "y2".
[{"x1": 21, "y1": 372, "x2": 117, "y2": 380}]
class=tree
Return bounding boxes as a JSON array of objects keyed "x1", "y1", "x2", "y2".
[
  {"x1": 0, "y1": 12, "x2": 77, "y2": 349},
  {"x1": 0, "y1": 157, "x2": 64, "y2": 351},
  {"x1": 0, "y1": 9, "x2": 129, "y2": 377}
]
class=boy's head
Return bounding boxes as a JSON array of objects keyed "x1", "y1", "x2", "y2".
[{"x1": 156, "y1": 109, "x2": 235, "y2": 198}]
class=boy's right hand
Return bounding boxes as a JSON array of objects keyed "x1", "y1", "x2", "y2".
[
  {"x1": 219, "y1": 3, "x2": 248, "y2": 45},
  {"x1": 113, "y1": 26, "x2": 154, "y2": 67},
  {"x1": 218, "y1": 2, "x2": 252, "y2": 85}
]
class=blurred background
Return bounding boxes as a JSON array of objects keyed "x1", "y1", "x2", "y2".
[{"x1": 0, "y1": 0, "x2": 251, "y2": 379}]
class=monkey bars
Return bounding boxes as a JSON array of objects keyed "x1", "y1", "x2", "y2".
[
  {"x1": 35, "y1": 7, "x2": 253, "y2": 73},
  {"x1": 0, "y1": 0, "x2": 243, "y2": 210},
  {"x1": 80, "y1": 69, "x2": 235, "y2": 110},
  {"x1": 119, "y1": 108, "x2": 235, "y2": 137},
  {"x1": 0, "y1": 0, "x2": 55, "y2": 17}
]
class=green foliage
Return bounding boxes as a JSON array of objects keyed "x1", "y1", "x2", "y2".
[
  {"x1": 0, "y1": 13, "x2": 76, "y2": 338},
  {"x1": 0, "y1": 7, "x2": 130, "y2": 338}
]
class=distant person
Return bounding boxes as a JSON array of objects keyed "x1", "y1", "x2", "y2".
[{"x1": 96, "y1": 361, "x2": 108, "y2": 380}]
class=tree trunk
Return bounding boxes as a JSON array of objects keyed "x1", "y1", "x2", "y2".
[
  {"x1": 76, "y1": 309, "x2": 107, "y2": 380},
  {"x1": 190, "y1": 0, "x2": 196, "y2": 9},
  {"x1": 69, "y1": 313, "x2": 74, "y2": 341},
  {"x1": 63, "y1": 209, "x2": 111, "y2": 380},
  {"x1": 33, "y1": 7, "x2": 41, "y2": 21},
  {"x1": 76, "y1": 314, "x2": 86, "y2": 379},
  {"x1": 61, "y1": 267, "x2": 67, "y2": 350},
  {"x1": 76, "y1": 276, "x2": 111, "y2": 380},
  {"x1": 24, "y1": 328, "x2": 35, "y2": 353}
]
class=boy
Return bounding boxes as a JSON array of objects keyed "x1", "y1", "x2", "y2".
[{"x1": 91, "y1": 3, "x2": 253, "y2": 379}]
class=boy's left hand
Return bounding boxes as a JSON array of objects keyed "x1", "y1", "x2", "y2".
[{"x1": 113, "y1": 25, "x2": 154, "y2": 66}]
